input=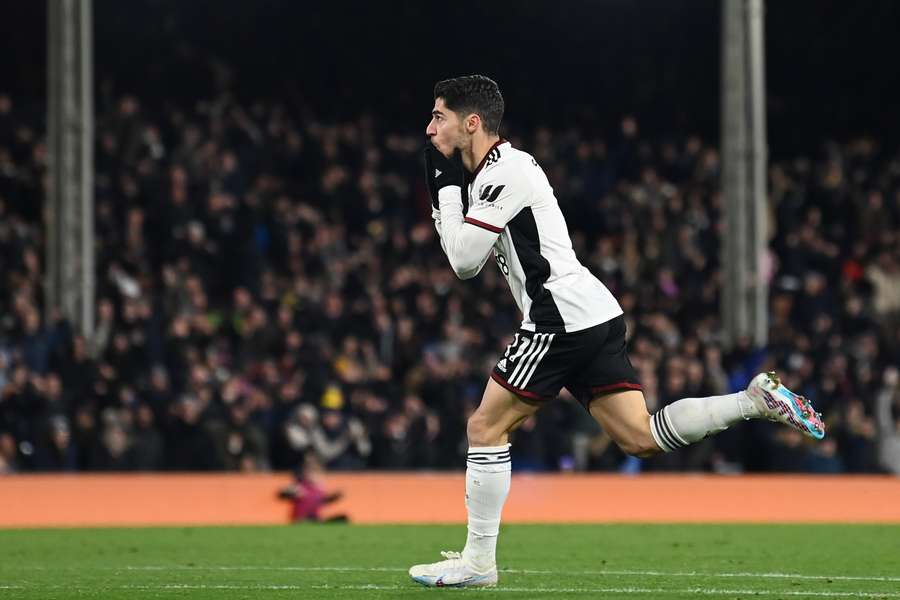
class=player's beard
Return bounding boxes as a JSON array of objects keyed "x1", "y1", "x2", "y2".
[
  {"x1": 436, "y1": 129, "x2": 465, "y2": 159},
  {"x1": 450, "y1": 126, "x2": 473, "y2": 167}
]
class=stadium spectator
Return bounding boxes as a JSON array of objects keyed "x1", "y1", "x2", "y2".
[
  {"x1": 0, "y1": 431, "x2": 18, "y2": 474},
  {"x1": 876, "y1": 366, "x2": 900, "y2": 474},
  {"x1": 278, "y1": 453, "x2": 347, "y2": 523},
  {"x1": 131, "y1": 403, "x2": 165, "y2": 470},
  {"x1": 33, "y1": 416, "x2": 78, "y2": 472},
  {"x1": 0, "y1": 84, "x2": 898, "y2": 475}
]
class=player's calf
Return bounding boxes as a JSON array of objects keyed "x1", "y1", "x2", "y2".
[
  {"x1": 587, "y1": 391, "x2": 663, "y2": 457},
  {"x1": 466, "y1": 413, "x2": 509, "y2": 447},
  {"x1": 614, "y1": 424, "x2": 663, "y2": 458},
  {"x1": 618, "y1": 439, "x2": 663, "y2": 458}
]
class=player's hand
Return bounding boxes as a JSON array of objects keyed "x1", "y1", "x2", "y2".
[{"x1": 424, "y1": 142, "x2": 465, "y2": 209}]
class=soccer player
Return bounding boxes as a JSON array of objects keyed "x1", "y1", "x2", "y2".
[{"x1": 409, "y1": 75, "x2": 825, "y2": 588}]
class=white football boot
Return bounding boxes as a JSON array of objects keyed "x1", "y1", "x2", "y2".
[
  {"x1": 408, "y1": 551, "x2": 498, "y2": 588},
  {"x1": 746, "y1": 371, "x2": 825, "y2": 440}
]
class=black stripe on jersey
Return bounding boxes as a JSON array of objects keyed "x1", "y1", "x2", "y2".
[{"x1": 507, "y1": 207, "x2": 565, "y2": 332}]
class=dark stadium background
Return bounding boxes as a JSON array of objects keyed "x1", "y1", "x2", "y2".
[
  {"x1": 2, "y1": 0, "x2": 900, "y2": 476},
  {"x1": 4, "y1": 0, "x2": 900, "y2": 153},
  {"x1": 3, "y1": 7, "x2": 900, "y2": 600}
]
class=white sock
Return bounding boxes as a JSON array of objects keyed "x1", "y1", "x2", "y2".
[
  {"x1": 650, "y1": 392, "x2": 757, "y2": 452},
  {"x1": 461, "y1": 444, "x2": 511, "y2": 571}
]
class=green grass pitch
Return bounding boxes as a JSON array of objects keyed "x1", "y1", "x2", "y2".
[{"x1": 1, "y1": 524, "x2": 898, "y2": 599}]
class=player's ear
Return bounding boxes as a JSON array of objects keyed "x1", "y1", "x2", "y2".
[{"x1": 465, "y1": 113, "x2": 480, "y2": 134}]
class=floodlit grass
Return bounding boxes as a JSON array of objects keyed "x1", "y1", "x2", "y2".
[{"x1": 1, "y1": 523, "x2": 898, "y2": 599}]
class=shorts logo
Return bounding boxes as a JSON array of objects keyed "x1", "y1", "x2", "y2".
[
  {"x1": 499, "y1": 332, "x2": 556, "y2": 390},
  {"x1": 502, "y1": 334, "x2": 529, "y2": 364}
]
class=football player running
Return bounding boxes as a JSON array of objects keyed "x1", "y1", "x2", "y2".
[{"x1": 410, "y1": 75, "x2": 824, "y2": 588}]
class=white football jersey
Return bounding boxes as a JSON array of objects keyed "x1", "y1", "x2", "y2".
[{"x1": 442, "y1": 139, "x2": 623, "y2": 333}]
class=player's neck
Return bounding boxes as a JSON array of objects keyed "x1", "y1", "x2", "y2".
[{"x1": 464, "y1": 134, "x2": 501, "y2": 173}]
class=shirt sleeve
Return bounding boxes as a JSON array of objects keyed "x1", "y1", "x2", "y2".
[
  {"x1": 436, "y1": 185, "x2": 498, "y2": 279},
  {"x1": 463, "y1": 169, "x2": 528, "y2": 233}
]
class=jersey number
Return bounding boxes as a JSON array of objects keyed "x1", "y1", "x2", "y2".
[{"x1": 495, "y1": 252, "x2": 510, "y2": 276}]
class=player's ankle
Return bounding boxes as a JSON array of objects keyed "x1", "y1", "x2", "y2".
[
  {"x1": 462, "y1": 544, "x2": 495, "y2": 571},
  {"x1": 464, "y1": 553, "x2": 495, "y2": 573},
  {"x1": 737, "y1": 390, "x2": 761, "y2": 419}
]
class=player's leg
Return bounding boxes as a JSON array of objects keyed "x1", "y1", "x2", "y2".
[
  {"x1": 463, "y1": 377, "x2": 539, "y2": 568},
  {"x1": 587, "y1": 374, "x2": 825, "y2": 458},
  {"x1": 586, "y1": 386, "x2": 754, "y2": 456},
  {"x1": 565, "y1": 316, "x2": 665, "y2": 456},
  {"x1": 466, "y1": 375, "x2": 539, "y2": 446},
  {"x1": 585, "y1": 389, "x2": 659, "y2": 457},
  {"x1": 409, "y1": 377, "x2": 541, "y2": 587},
  {"x1": 573, "y1": 316, "x2": 825, "y2": 458}
]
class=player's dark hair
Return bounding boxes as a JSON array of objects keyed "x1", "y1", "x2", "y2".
[{"x1": 434, "y1": 75, "x2": 504, "y2": 135}]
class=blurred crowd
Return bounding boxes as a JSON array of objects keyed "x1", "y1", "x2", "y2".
[{"x1": 1, "y1": 90, "x2": 899, "y2": 476}]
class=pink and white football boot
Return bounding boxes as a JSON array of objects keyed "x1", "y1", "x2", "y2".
[{"x1": 746, "y1": 371, "x2": 825, "y2": 440}]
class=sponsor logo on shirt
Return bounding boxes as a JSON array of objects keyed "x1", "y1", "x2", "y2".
[
  {"x1": 479, "y1": 184, "x2": 505, "y2": 203},
  {"x1": 473, "y1": 184, "x2": 506, "y2": 209}
]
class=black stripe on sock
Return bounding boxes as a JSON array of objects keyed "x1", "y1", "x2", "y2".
[
  {"x1": 652, "y1": 412, "x2": 678, "y2": 451},
  {"x1": 467, "y1": 461, "x2": 511, "y2": 468},
  {"x1": 656, "y1": 409, "x2": 685, "y2": 449},
  {"x1": 466, "y1": 454, "x2": 511, "y2": 462},
  {"x1": 661, "y1": 406, "x2": 688, "y2": 447},
  {"x1": 650, "y1": 413, "x2": 669, "y2": 450},
  {"x1": 656, "y1": 411, "x2": 681, "y2": 449}
]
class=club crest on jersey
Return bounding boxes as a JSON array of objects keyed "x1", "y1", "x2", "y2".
[{"x1": 485, "y1": 146, "x2": 501, "y2": 167}]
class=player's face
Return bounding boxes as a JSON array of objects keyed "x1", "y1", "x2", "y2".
[{"x1": 425, "y1": 97, "x2": 466, "y2": 158}]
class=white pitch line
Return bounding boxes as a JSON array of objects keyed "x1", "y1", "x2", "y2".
[
  {"x1": 111, "y1": 565, "x2": 900, "y2": 583},
  {"x1": 126, "y1": 584, "x2": 307, "y2": 590},
  {"x1": 504, "y1": 568, "x2": 900, "y2": 583},
  {"x1": 109, "y1": 583, "x2": 900, "y2": 597},
  {"x1": 5, "y1": 582, "x2": 899, "y2": 597},
  {"x1": 118, "y1": 565, "x2": 403, "y2": 572}
]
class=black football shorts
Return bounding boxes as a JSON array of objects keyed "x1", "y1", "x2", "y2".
[{"x1": 490, "y1": 315, "x2": 642, "y2": 410}]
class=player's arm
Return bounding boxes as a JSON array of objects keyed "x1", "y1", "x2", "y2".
[
  {"x1": 425, "y1": 145, "x2": 497, "y2": 279},
  {"x1": 435, "y1": 185, "x2": 498, "y2": 279},
  {"x1": 444, "y1": 159, "x2": 526, "y2": 276},
  {"x1": 432, "y1": 208, "x2": 492, "y2": 280}
]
